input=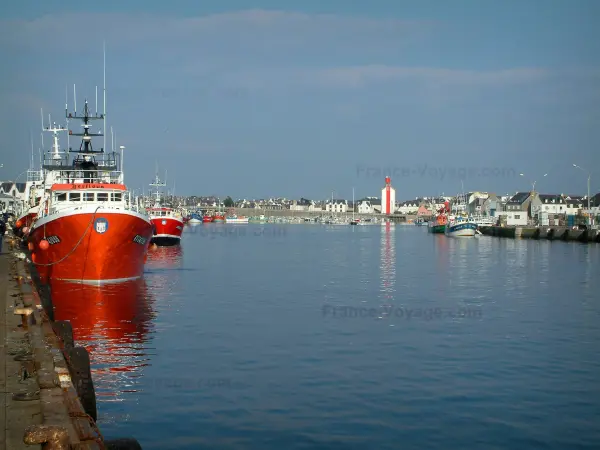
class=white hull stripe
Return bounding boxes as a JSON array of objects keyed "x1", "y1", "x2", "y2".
[{"x1": 54, "y1": 275, "x2": 142, "y2": 285}]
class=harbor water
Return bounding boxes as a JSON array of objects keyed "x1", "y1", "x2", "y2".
[{"x1": 51, "y1": 224, "x2": 600, "y2": 449}]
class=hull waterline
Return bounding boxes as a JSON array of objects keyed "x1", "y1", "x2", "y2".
[{"x1": 445, "y1": 222, "x2": 477, "y2": 237}]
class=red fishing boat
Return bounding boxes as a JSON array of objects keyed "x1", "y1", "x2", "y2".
[
  {"x1": 28, "y1": 88, "x2": 153, "y2": 284},
  {"x1": 147, "y1": 170, "x2": 184, "y2": 246},
  {"x1": 202, "y1": 215, "x2": 213, "y2": 223},
  {"x1": 211, "y1": 200, "x2": 225, "y2": 223}
]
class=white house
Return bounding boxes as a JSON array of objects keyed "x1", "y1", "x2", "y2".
[
  {"x1": 0, "y1": 193, "x2": 16, "y2": 213},
  {"x1": 326, "y1": 199, "x2": 348, "y2": 213},
  {"x1": 357, "y1": 201, "x2": 373, "y2": 214},
  {"x1": 355, "y1": 197, "x2": 381, "y2": 214},
  {"x1": 290, "y1": 198, "x2": 320, "y2": 211},
  {"x1": 0, "y1": 182, "x2": 28, "y2": 214},
  {"x1": 465, "y1": 192, "x2": 490, "y2": 215},
  {"x1": 496, "y1": 211, "x2": 528, "y2": 226},
  {"x1": 480, "y1": 194, "x2": 500, "y2": 216},
  {"x1": 563, "y1": 195, "x2": 585, "y2": 215},
  {"x1": 397, "y1": 199, "x2": 419, "y2": 214},
  {"x1": 530, "y1": 194, "x2": 567, "y2": 216}
]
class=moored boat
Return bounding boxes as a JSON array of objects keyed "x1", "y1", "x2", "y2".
[
  {"x1": 13, "y1": 165, "x2": 45, "y2": 237},
  {"x1": 444, "y1": 191, "x2": 477, "y2": 237},
  {"x1": 414, "y1": 217, "x2": 427, "y2": 226},
  {"x1": 187, "y1": 212, "x2": 202, "y2": 224},
  {"x1": 225, "y1": 215, "x2": 249, "y2": 224},
  {"x1": 445, "y1": 215, "x2": 478, "y2": 237},
  {"x1": 428, "y1": 201, "x2": 449, "y2": 234},
  {"x1": 147, "y1": 170, "x2": 184, "y2": 246},
  {"x1": 28, "y1": 93, "x2": 152, "y2": 284}
]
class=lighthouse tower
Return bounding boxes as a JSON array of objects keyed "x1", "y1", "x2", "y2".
[{"x1": 381, "y1": 176, "x2": 396, "y2": 215}]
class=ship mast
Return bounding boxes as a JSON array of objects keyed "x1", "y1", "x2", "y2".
[
  {"x1": 66, "y1": 98, "x2": 105, "y2": 155},
  {"x1": 41, "y1": 108, "x2": 67, "y2": 161},
  {"x1": 149, "y1": 164, "x2": 167, "y2": 208}
]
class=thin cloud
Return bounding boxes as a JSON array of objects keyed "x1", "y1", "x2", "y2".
[
  {"x1": 0, "y1": 10, "x2": 434, "y2": 55},
  {"x1": 216, "y1": 66, "x2": 550, "y2": 91},
  {"x1": 308, "y1": 66, "x2": 550, "y2": 88}
]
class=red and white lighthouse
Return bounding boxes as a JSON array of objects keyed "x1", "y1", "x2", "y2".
[{"x1": 381, "y1": 176, "x2": 396, "y2": 215}]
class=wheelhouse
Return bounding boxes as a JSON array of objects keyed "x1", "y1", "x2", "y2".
[{"x1": 46, "y1": 183, "x2": 127, "y2": 214}]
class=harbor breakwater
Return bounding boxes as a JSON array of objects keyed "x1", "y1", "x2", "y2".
[
  {"x1": 480, "y1": 226, "x2": 600, "y2": 243},
  {"x1": 1, "y1": 234, "x2": 143, "y2": 449},
  {"x1": 196, "y1": 208, "x2": 417, "y2": 222}
]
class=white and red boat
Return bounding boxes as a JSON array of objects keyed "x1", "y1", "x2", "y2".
[
  {"x1": 147, "y1": 170, "x2": 184, "y2": 246},
  {"x1": 28, "y1": 92, "x2": 153, "y2": 285},
  {"x1": 13, "y1": 153, "x2": 46, "y2": 237}
]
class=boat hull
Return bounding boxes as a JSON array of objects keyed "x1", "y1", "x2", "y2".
[
  {"x1": 14, "y1": 210, "x2": 39, "y2": 236},
  {"x1": 226, "y1": 217, "x2": 249, "y2": 224},
  {"x1": 445, "y1": 222, "x2": 477, "y2": 237},
  {"x1": 428, "y1": 224, "x2": 446, "y2": 234},
  {"x1": 150, "y1": 216, "x2": 184, "y2": 246},
  {"x1": 212, "y1": 216, "x2": 225, "y2": 223},
  {"x1": 28, "y1": 208, "x2": 153, "y2": 284},
  {"x1": 202, "y1": 216, "x2": 213, "y2": 223}
]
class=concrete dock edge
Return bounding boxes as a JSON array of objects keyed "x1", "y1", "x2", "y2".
[
  {"x1": 480, "y1": 226, "x2": 599, "y2": 243},
  {"x1": 2, "y1": 233, "x2": 143, "y2": 449}
]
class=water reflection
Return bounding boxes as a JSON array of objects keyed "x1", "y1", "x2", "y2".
[
  {"x1": 51, "y1": 279, "x2": 156, "y2": 403},
  {"x1": 146, "y1": 245, "x2": 184, "y2": 269},
  {"x1": 379, "y1": 223, "x2": 396, "y2": 301}
]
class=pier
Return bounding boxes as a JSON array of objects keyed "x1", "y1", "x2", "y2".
[
  {"x1": 479, "y1": 226, "x2": 600, "y2": 243},
  {"x1": 1, "y1": 234, "x2": 142, "y2": 449}
]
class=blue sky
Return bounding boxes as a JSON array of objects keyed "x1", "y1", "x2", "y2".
[{"x1": 1, "y1": 1, "x2": 599, "y2": 200}]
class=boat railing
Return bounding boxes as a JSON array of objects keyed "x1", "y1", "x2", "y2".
[
  {"x1": 48, "y1": 169, "x2": 122, "y2": 184},
  {"x1": 26, "y1": 169, "x2": 43, "y2": 182}
]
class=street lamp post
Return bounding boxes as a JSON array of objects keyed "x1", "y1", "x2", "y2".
[
  {"x1": 519, "y1": 172, "x2": 548, "y2": 193},
  {"x1": 573, "y1": 164, "x2": 591, "y2": 227}
]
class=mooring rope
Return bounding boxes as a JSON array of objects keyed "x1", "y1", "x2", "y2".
[{"x1": 32, "y1": 206, "x2": 102, "y2": 267}]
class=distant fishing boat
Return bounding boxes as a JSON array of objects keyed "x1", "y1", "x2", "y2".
[
  {"x1": 414, "y1": 217, "x2": 427, "y2": 226},
  {"x1": 147, "y1": 168, "x2": 184, "y2": 246},
  {"x1": 445, "y1": 216, "x2": 478, "y2": 237},
  {"x1": 428, "y1": 201, "x2": 449, "y2": 234},
  {"x1": 188, "y1": 212, "x2": 202, "y2": 224},
  {"x1": 444, "y1": 191, "x2": 477, "y2": 237},
  {"x1": 226, "y1": 214, "x2": 249, "y2": 224}
]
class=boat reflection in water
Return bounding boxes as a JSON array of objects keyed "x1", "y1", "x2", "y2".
[
  {"x1": 145, "y1": 244, "x2": 184, "y2": 269},
  {"x1": 51, "y1": 279, "x2": 156, "y2": 406}
]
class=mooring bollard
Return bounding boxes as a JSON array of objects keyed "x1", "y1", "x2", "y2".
[
  {"x1": 23, "y1": 424, "x2": 70, "y2": 449},
  {"x1": 14, "y1": 305, "x2": 35, "y2": 328}
]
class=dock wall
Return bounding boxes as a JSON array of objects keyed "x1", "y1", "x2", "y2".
[
  {"x1": 480, "y1": 226, "x2": 600, "y2": 243},
  {"x1": 1, "y1": 235, "x2": 143, "y2": 449}
]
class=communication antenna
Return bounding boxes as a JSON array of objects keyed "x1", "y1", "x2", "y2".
[
  {"x1": 103, "y1": 41, "x2": 106, "y2": 153},
  {"x1": 65, "y1": 85, "x2": 69, "y2": 150}
]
